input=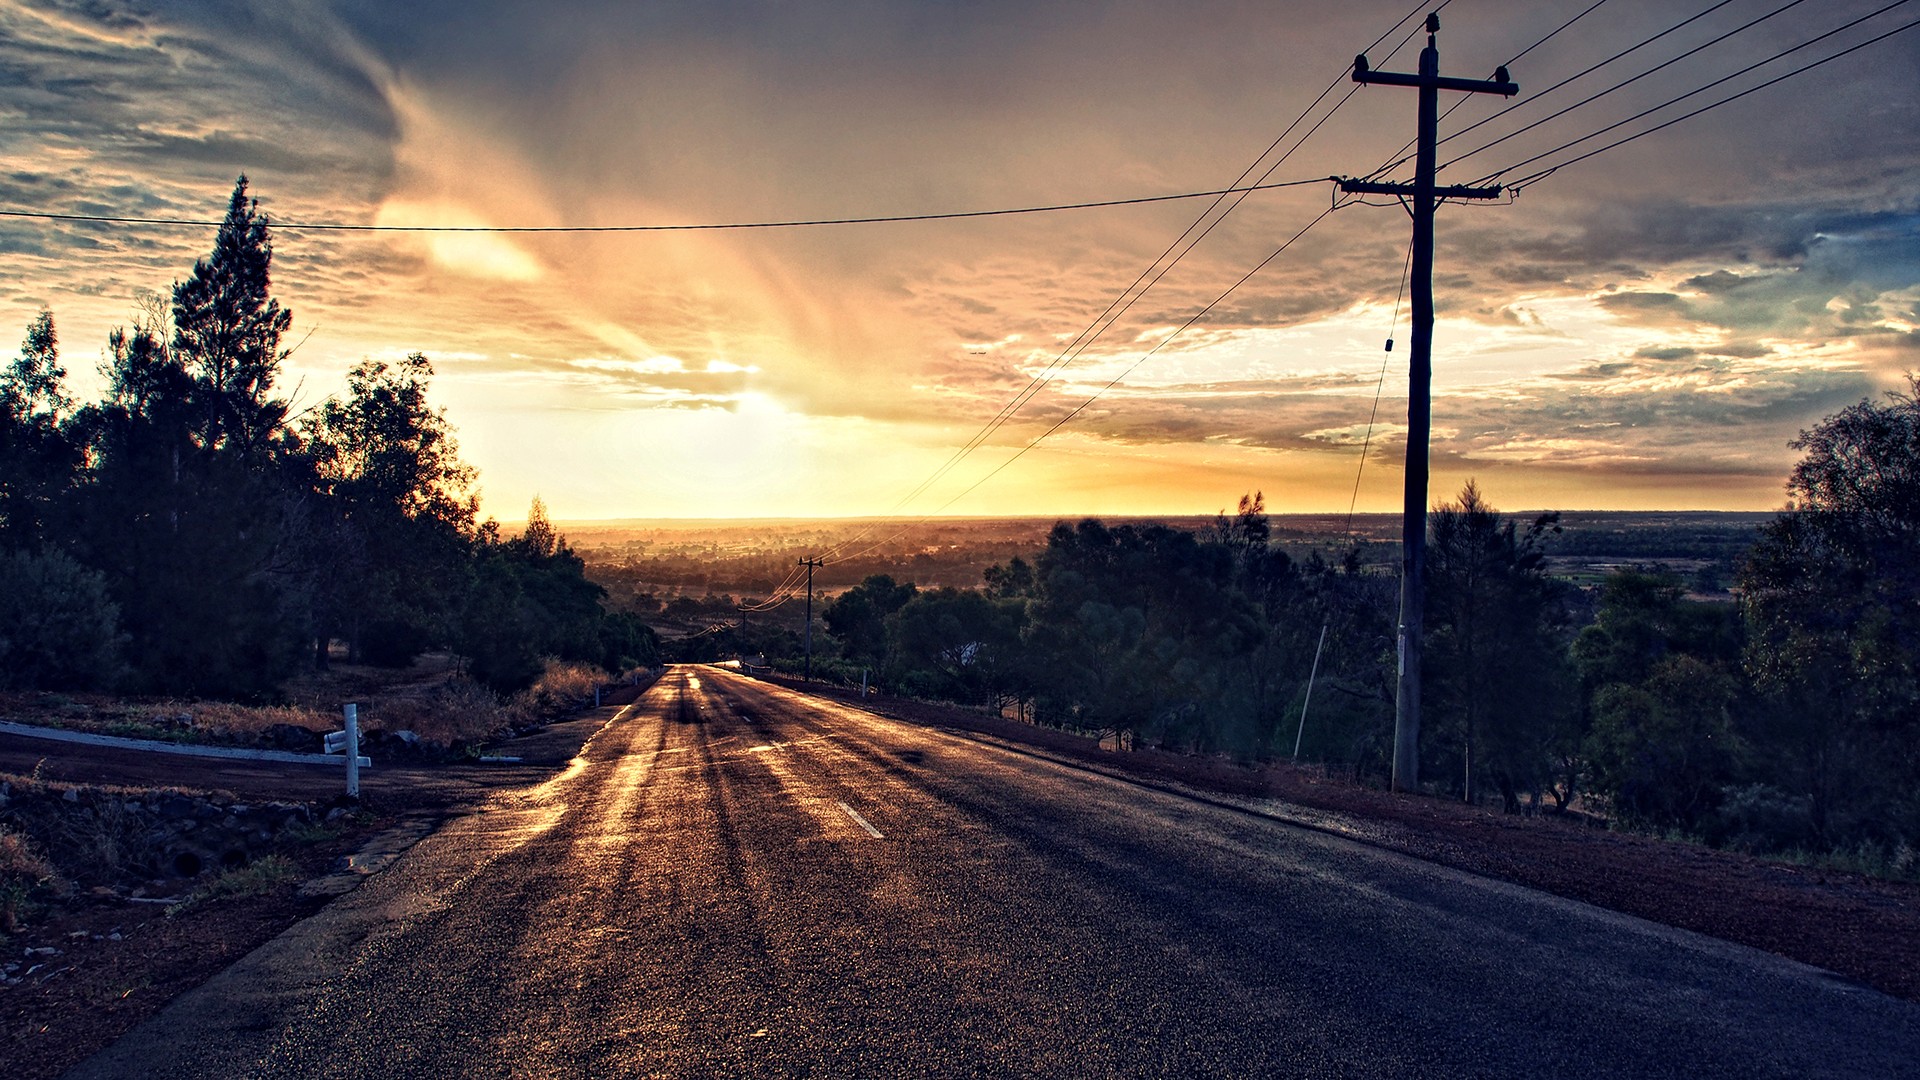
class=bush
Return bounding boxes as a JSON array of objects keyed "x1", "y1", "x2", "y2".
[
  {"x1": 509, "y1": 660, "x2": 605, "y2": 724},
  {"x1": 167, "y1": 853, "x2": 300, "y2": 915},
  {"x1": 360, "y1": 618, "x2": 434, "y2": 668},
  {"x1": 1708, "y1": 783, "x2": 1816, "y2": 853},
  {"x1": 368, "y1": 676, "x2": 507, "y2": 747},
  {"x1": 0, "y1": 548, "x2": 124, "y2": 691}
]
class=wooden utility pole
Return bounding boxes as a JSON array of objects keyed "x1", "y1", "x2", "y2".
[
  {"x1": 1338, "y1": 13, "x2": 1515, "y2": 794},
  {"x1": 799, "y1": 556, "x2": 824, "y2": 681}
]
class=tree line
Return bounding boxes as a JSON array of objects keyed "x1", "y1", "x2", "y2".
[
  {"x1": 0, "y1": 178, "x2": 656, "y2": 700},
  {"x1": 810, "y1": 399, "x2": 1920, "y2": 863}
]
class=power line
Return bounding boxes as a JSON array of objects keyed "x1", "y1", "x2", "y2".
[
  {"x1": 789, "y1": 2, "x2": 1449, "y2": 572},
  {"x1": 823, "y1": 204, "x2": 1346, "y2": 568},
  {"x1": 0, "y1": 179, "x2": 1329, "y2": 235},
  {"x1": 926, "y1": 206, "x2": 1342, "y2": 520},
  {"x1": 1397, "y1": 0, "x2": 1747, "y2": 177},
  {"x1": 1437, "y1": 0, "x2": 1821, "y2": 175},
  {"x1": 1486, "y1": 4, "x2": 1920, "y2": 188},
  {"x1": 1346, "y1": 237, "x2": 1414, "y2": 538},
  {"x1": 1367, "y1": 0, "x2": 1618, "y2": 181},
  {"x1": 866, "y1": 4, "x2": 1445, "y2": 525}
]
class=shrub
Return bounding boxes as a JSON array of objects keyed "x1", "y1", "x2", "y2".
[
  {"x1": 168, "y1": 853, "x2": 299, "y2": 915},
  {"x1": 391, "y1": 677, "x2": 509, "y2": 746},
  {"x1": 1708, "y1": 783, "x2": 1816, "y2": 853},
  {"x1": 511, "y1": 660, "x2": 605, "y2": 722},
  {"x1": 0, "y1": 548, "x2": 124, "y2": 691},
  {"x1": 360, "y1": 618, "x2": 434, "y2": 668}
]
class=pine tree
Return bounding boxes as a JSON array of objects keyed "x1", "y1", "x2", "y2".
[
  {"x1": 171, "y1": 175, "x2": 293, "y2": 460},
  {"x1": 0, "y1": 311, "x2": 81, "y2": 548}
]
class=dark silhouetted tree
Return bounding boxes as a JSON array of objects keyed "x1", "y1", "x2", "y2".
[
  {"x1": 0, "y1": 312, "x2": 81, "y2": 549},
  {"x1": 172, "y1": 176, "x2": 293, "y2": 460},
  {"x1": 823, "y1": 574, "x2": 918, "y2": 669},
  {"x1": 1739, "y1": 377, "x2": 1920, "y2": 845},
  {"x1": 303, "y1": 353, "x2": 478, "y2": 666},
  {"x1": 1424, "y1": 482, "x2": 1575, "y2": 811}
]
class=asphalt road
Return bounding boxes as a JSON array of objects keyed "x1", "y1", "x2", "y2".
[{"x1": 68, "y1": 666, "x2": 1920, "y2": 1078}]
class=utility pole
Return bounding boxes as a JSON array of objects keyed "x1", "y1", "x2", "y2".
[
  {"x1": 736, "y1": 604, "x2": 748, "y2": 664},
  {"x1": 1337, "y1": 13, "x2": 1515, "y2": 794},
  {"x1": 799, "y1": 556, "x2": 823, "y2": 681}
]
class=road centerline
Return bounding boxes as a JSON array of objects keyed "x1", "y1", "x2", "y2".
[{"x1": 837, "y1": 800, "x2": 884, "y2": 840}]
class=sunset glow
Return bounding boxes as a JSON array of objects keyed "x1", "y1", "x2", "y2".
[{"x1": 1, "y1": 0, "x2": 1914, "y2": 519}]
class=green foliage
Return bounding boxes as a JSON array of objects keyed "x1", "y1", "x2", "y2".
[
  {"x1": 1738, "y1": 377, "x2": 1920, "y2": 846},
  {"x1": 1018, "y1": 518, "x2": 1265, "y2": 752},
  {"x1": 171, "y1": 175, "x2": 293, "y2": 460},
  {"x1": 823, "y1": 574, "x2": 918, "y2": 668},
  {"x1": 301, "y1": 352, "x2": 478, "y2": 667},
  {"x1": 596, "y1": 609, "x2": 661, "y2": 672},
  {"x1": 0, "y1": 178, "x2": 647, "y2": 707},
  {"x1": 1423, "y1": 482, "x2": 1576, "y2": 810},
  {"x1": 63, "y1": 182, "x2": 310, "y2": 699},
  {"x1": 890, "y1": 587, "x2": 1025, "y2": 707},
  {"x1": 1571, "y1": 567, "x2": 1744, "y2": 821},
  {"x1": 167, "y1": 854, "x2": 299, "y2": 916},
  {"x1": 454, "y1": 506, "x2": 613, "y2": 693},
  {"x1": 1587, "y1": 655, "x2": 1742, "y2": 829},
  {"x1": 0, "y1": 548, "x2": 124, "y2": 690}
]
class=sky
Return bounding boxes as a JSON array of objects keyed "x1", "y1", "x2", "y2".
[{"x1": 1, "y1": 0, "x2": 1916, "y2": 521}]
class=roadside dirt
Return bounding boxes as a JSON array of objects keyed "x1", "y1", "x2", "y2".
[{"x1": 6, "y1": 671, "x2": 1916, "y2": 1078}]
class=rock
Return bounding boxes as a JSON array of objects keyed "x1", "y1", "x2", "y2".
[
  {"x1": 158, "y1": 796, "x2": 197, "y2": 820},
  {"x1": 262, "y1": 723, "x2": 315, "y2": 751},
  {"x1": 62, "y1": 787, "x2": 80, "y2": 802}
]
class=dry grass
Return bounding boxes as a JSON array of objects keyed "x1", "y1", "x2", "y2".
[
  {"x1": 180, "y1": 702, "x2": 334, "y2": 737},
  {"x1": 0, "y1": 823, "x2": 62, "y2": 933},
  {"x1": 0, "y1": 654, "x2": 619, "y2": 753},
  {"x1": 372, "y1": 678, "x2": 508, "y2": 747},
  {"x1": 511, "y1": 661, "x2": 604, "y2": 719}
]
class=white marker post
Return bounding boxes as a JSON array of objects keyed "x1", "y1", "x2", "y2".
[
  {"x1": 861, "y1": 669, "x2": 869, "y2": 700},
  {"x1": 343, "y1": 703, "x2": 361, "y2": 799}
]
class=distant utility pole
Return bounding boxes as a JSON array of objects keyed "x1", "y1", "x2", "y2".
[
  {"x1": 736, "y1": 604, "x2": 748, "y2": 661},
  {"x1": 799, "y1": 556, "x2": 824, "y2": 681},
  {"x1": 1337, "y1": 13, "x2": 1516, "y2": 794}
]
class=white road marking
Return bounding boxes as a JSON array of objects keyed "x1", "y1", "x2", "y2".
[{"x1": 837, "y1": 800, "x2": 884, "y2": 839}]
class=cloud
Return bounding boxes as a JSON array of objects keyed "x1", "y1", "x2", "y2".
[{"x1": 1, "y1": 0, "x2": 1917, "y2": 515}]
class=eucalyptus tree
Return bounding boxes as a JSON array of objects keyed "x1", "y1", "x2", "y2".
[{"x1": 1740, "y1": 377, "x2": 1920, "y2": 845}]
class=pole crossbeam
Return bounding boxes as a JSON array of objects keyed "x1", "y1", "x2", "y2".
[
  {"x1": 1338, "y1": 179, "x2": 1504, "y2": 200},
  {"x1": 1342, "y1": 14, "x2": 1516, "y2": 795}
]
